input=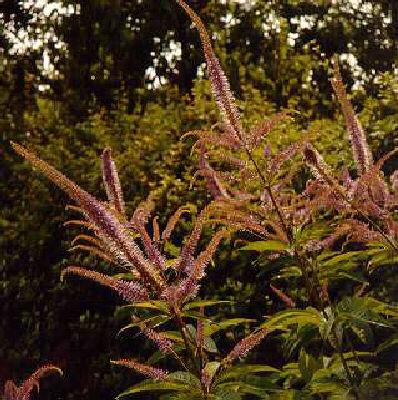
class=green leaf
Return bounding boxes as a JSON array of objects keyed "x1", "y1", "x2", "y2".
[
  {"x1": 272, "y1": 266, "x2": 302, "y2": 280},
  {"x1": 118, "y1": 315, "x2": 170, "y2": 336},
  {"x1": 376, "y1": 334, "x2": 398, "y2": 354},
  {"x1": 262, "y1": 308, "x2": 324, "y2": 331},
  {"x1": 161, "y1": 331, "x2": 184, "y2": 343},
  {"x1": 203, "y1": 361, "x2": 221, "y2": 382},
  {"x1": 214, "y1": 392, "x2": 242, "y2": 400},
  {"x1": 167, "y1": 371, "x2": 201, "y2": 387},
  {"x1": 181, "y1": 310, "x2": 213, "y2": 322},
  {"x1": 217, "y1": 364, "x2": 279, "y2": 383},
  {"x1": 204, "y1": 336, "x2": 218, "y2": 353},
  {"x1": 182, "y1": 300, "x2": 231, "y2": 311},
  {"x1": 240, "y1": 240, "x2": 289, "y2": 252},
  {"x1": 123, "y1": 301, "x2": 170, "y2": 314},
  {"x1": 164, "y1": 241, "x2": 181, "y2": 257},
  {"x1": 205, "y1": 318, "x2": 255, "y2": 335},
  {"x1": 298, "y1": 349, "x2": 322, "y2": 383},
  {"x1": 335, "y1": 297, "x2": 392, "y2": 329},
  {"x1": 117, "y1": 381, "x2": 189, "y2": 398},
  {"x1": 215, "y1": 382, "x2": 269, "y2": 397}
]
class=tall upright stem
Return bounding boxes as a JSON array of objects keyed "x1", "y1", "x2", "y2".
[
  {"x1": 171, "y1": 306, "x2": 201, "y2": 375},
  {"x1": 330, "y1": 327, "x2": 360, "y2": 399},
  {"x1": 244, "y1": 147, "x2": 322, "y2": 307}
]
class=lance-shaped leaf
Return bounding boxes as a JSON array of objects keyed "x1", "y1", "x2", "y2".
[
  {"x1": 11, "y1": 142, "x2": 164, "y2": 290},
  {"x1": 331, "y1": 58, "x2": 373, "y2": 175},
  {"x1": 101, "y1": 147, "x2": 125, "y2": 217},
  {"x1": 176, "y1": 0, "x2": 243, "y2": 143},
  {"x1": 62, "y1": 266, "x2": 149, "y2": 302}
]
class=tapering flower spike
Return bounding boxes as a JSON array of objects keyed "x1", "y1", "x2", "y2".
[
  {"x1": 111, "y1": 359, "x2": 169, "y2": 380},
  {"x1": 188, "y1": 228, "x2": 230, "y2": 281},
  {"x1": 127, "y1": 197, "x2": 167, "y2": 272},
  {"x1": 3, "y1": 365, "x2": 62, "y2": 400},
  {"x1": 303, "y1": 143, "x2": 349, "y2": 205},
  {"x1": 140, "y1": 325, "x2": 174, "y2": 354},
  {"x1": 270, "y1": 284, "x2": 296, "y2": 308},
  {"x1": 172, "y1": 206, "x2": 208, "y2": 273},
  {"x1": 247, "y1": 111, "x2": 291, "y2": 149},
  {"x1": 198, "y1": 144, "x2": 230, "y2": 199},
  {"x1": 61, "y1": 266, "x2": 149, "y2": 302},
  {"x1": 11, "y1": 142, "x2": 165, "y2": 290},
  {"x1": 169, "y1": 228, "x2": 231, "y2": 304},
  {"x1": 3, "y1": 381, "x2": 19, "y2": 400},
  {"x1": 223, "y1": 328, "x2": 268, "y2": 366},
  {"x1": 391, "y1": 171, "x2": 398, "y2": 193},
  {"x1": 303, "y1": 144, "x2": 339, "y2": 187},
  {"x1": 101, "y1": 147, "x2": 126, "y2": 217},
  {"x1": 331, "y1": 57, "x2": 373, "y2": 175},
  {"x1": 161, "y1": 206, "x2": 192, "y2": 241},
  {"x1": 176, "y1": 0, "x2": 243, "y2": 144}
]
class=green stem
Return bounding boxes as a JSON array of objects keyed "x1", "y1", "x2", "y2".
[
  {"x1": 330, "y1": 325, "x2": 359, "y2": 399},
  {"x1": 172, "y1": 307, "x2": 201, "y2": 375}
]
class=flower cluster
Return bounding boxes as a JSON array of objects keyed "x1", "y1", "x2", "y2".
[{"x1": 3, "y1": 365, "x2": 62, "y2": 400}]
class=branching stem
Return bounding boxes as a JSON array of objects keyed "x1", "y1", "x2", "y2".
[{"x1": 244, "y1": 146, "x2": 322, "y2": 307}]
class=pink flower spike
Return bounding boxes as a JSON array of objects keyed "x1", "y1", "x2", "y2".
[
  {"x1": 176, "y1": 0, "x2": 243, "y2": 144},
  {"x1": 331, "y1": 58, "x2": 373, "y2": 175},
  {"x1": 62, "y1": 266, "x2": 149, "y2": 302},
  {"x1": 223, "y1": 328, "x2": 268, "y2": 365},
  {"x1": 270, "y1": 284, "x2": 296, "y2": 308},
  {"x1": 111, "y1": 359, "x2": 168, "y2": 380},
  {"x1": 3, "y1": 365, "x2": 62, "y2": 400},
  {"x1": 101, "y1": 147, "x2": 126, "y2": 216}
]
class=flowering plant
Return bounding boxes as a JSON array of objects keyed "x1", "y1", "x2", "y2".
[{"x1": 11, "y1": 1, "x2": 398, "y2": 399}]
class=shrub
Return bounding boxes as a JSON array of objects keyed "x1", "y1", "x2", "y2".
[{"x1": 9, "y1": 1, "x2": 398, "y2": 399}]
